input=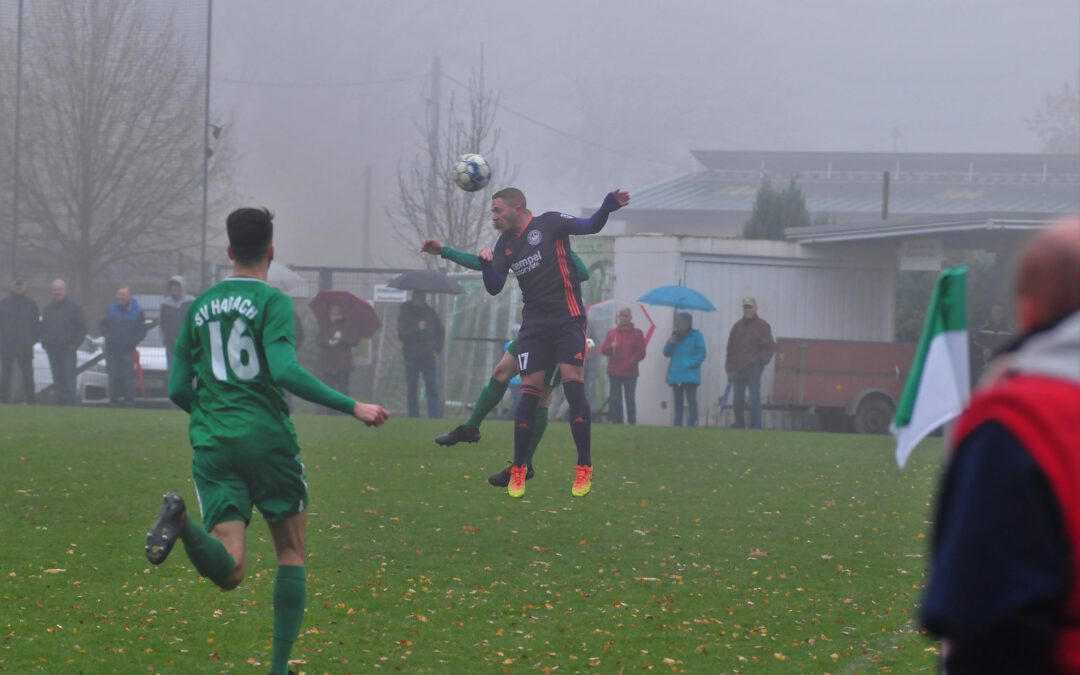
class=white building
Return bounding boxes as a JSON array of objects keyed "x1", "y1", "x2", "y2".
[{"x1": 606, "y1": 235, "x2": 897, "y2": 427}]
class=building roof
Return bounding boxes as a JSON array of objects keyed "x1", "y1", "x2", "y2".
[
  {"x1": 785, "y1": 212, "x2": 1057, "y2": 245},
  {"x1": 622, "y1": 150, "x2": 1080, "y2": 218}
]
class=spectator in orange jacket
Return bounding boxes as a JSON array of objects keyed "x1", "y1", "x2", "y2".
[
  {"x1": 600, "y1": 307, "x2": 647, "y2": 424},
  {"x1": 725, "y1": 297, "x2": 775, "y2": 429}
]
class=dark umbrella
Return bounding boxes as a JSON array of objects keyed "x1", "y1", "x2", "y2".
[
  {"x1": 388, "y1": 269, "x2": 466, "y2": 295},
  {"x1": 309, "y1": 290, "x2": 380, "y2": 338}
]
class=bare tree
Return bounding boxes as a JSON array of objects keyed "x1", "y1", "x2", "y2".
[
  {"x1": 0, "y1": 0, "x2": 231, "y2": 302},
  {"x1": 390, "y1": 56, "x2": 512, "y2": 264},
  {"x1": 1027, "y1": 79, "x2": 1080, "y2": 154}
]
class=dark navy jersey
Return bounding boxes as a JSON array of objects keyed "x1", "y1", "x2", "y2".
[{"x1": 490, "y1": 212, "x2": 583, "y2": 320}]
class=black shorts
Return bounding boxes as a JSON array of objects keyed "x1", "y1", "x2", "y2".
[{"x1": 515, "y1": 316, "x2": 587, "y2": 376}]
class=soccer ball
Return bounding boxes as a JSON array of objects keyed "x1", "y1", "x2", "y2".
[{"x1": 452, "y1": 153, "x2": 491, "y2": 192}]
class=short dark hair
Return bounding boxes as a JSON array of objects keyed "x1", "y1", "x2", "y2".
[
  {"x1": 226, "y1": 207, "x2": 274, "y2": 265},
  {"x1": 492, "y1": 187, "x2": 526, "y2": 209}
]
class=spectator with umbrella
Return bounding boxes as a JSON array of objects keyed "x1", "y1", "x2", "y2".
[
  {"x1": 397, "y1": 290, "x2": 445, "y2": 418},
  {"x1": 638, "y1": 284, "x2": 715, "y2": 427},
  {"x1": 309, "y1": 291, "x2": 380, "y2": 412},
  {"x1": 663, "y1": 312, "x2": 708, "y2": 427},
  {"x1": 388, "y1": 269, "x2": 461, "y2": 419},
  {"x1": 315, "y1": 303, "x2": 358, "y2": 402}
]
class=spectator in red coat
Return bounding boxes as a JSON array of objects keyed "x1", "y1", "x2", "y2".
[{"x1": 600, "y1": 307, "x2": 647, "y2": 424}]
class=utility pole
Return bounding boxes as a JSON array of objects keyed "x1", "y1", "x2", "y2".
[
  {"x1": 362, "y1": 165, "x2": 373, "y2": 266},
  {"x1": 427, "y1": 56, "x2": 441, "y2": 194},
  {"x1": 10, "y1": 0, "x2": 24, "y2": 280},
  {"x1": 199, "y1": 0, "x2": 213, "y2": 291}
]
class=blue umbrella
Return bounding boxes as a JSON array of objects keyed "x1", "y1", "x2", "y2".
[{"x1": 637, "y1": 285, "x2": 717, "y2": 312}]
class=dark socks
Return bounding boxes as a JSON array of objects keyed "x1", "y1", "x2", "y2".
[
  {"x1": 271, "y1": 565, "x2": 307, "y2": 674},
  {"x1": 514, "y1": 387, "x2": 541, "y2": 467},
  {"x1": 180, "y1": 519, "x2": 237, "y2": 588},
  {"x1": 526, "y1": 406, "x2": 548, "y2": 469},
  {"x1": 563, "y1": 380, "x2": 592, "y2": 466},
  {"x1": 465, "y1": 377, "x2": 507, "y2": 429}
]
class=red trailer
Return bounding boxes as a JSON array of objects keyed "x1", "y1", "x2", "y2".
[{"x1": 771, "y1": 337, "x2": 917, "y2": 434}]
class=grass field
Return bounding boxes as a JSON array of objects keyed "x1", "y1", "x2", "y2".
[{"x1": 0, "y1": 406, "x2": 946, "y2": 673}]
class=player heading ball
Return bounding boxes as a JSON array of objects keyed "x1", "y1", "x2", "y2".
[{"x1": 478, "y1": 187, "x2": 630, "y2": 498}]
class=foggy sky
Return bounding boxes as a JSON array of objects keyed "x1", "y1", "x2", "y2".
[{"x1": 212, "y1": 0, "x2": 1080, "y2": 268}]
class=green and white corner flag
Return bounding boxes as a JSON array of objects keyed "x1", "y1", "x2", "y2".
[{"x1": 892, "y1": 266, "x2": 970, "y2": 468}]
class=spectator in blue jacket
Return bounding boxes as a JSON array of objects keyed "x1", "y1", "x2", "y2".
[
  {"x1": 100, "y1": 287, "x2": 147, "y2": 407},
  {"x1": 662, "y1": 312, "x2": 707, "y2": 427}
]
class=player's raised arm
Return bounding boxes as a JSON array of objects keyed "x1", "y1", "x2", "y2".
[
  {"x1": 561, "y1": 189, "x2": 630, "y2": 235},
  {"x1": 265, "y1": 338, "x2": 389, "y2": 426},
  {"x1": 478, "y1": 247, "x2": 508, "y2": 295},
  {"x1": 424, "y1": 239, "x2": 484, "y2": 272}
]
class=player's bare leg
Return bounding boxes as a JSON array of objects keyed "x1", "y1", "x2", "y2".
[
  {"x1": 437, "y1": 351, "x2": 518, "y2": 446},
  {"x1": 267, "y1": 512, "x2": 307, "y2": 675},
  {"x1": 146, "y1": 494, "x2": 244, "y2": 590},
  {"x1": 559, "y1": 363, "x2": 593, "y2": 497},
  {"x1": 209, "y1": 521, "x2": 247, "y2": 590}
]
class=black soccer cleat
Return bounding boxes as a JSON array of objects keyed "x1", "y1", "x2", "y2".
[
  {"x1": 146, "y1": 492, "x2": 187, "y2": 565},
  {"x1": 488, "y1": 463, "x2": 535, "y2": 487},
  {"x1": 435, "y1": 424, "x2": 481, "y2": 447}
]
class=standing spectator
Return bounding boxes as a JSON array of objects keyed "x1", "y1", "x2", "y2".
[
  {"x1": 160, "y1": 276, "x2": 194, "y2": 378},
  {"x1": 100, "y1": 287, "x2": 147, "y2": 407},
  {"x1": 971, "y1": 302, "x2": 1014, "y2": 383},
  {"x1": 601, "y1": 307, "x2": 647, "y2": 424},
  {"x1": 397, "y1": 290, "x2": 444, "y2": 418},
  {"x1": 663, "y1": 312, "x2": 706, "y2": 427},
  {"x1": 0, "y1": 278, "x2": 41, "y2": 404},
  {"x1": 922, "y1": 217, "x2": 1080, "y2": 673},
  {"x1": 725, "y1": 297, "x2": 775, "y2": 430},
  {"x1": 40, "y1": 279, "x2": 87, "y2": 405},
  {"x1": 315, "y1": 303, "x2": 359, "y2": 407}
]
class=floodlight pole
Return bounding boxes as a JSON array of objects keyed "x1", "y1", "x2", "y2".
[
  {"x1": 10, "y1": 0, "x2": 24, "y2": 280},
  {"x1": 199, "y1": 0, "x2": 213, "y2": 291}
]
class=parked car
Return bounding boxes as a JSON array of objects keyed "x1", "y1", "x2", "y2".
[
  {"x1": 32, "y1": 337, "x2": 104, "y2": 402},
  {"x1": 78, "y1": 322, "x2": 171, "y2": 405}
]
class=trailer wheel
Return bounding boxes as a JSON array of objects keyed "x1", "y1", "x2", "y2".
[{"x1": 854, "y1": 397, "x2": 894, "y2": 435}]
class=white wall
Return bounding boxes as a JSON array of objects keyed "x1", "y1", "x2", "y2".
[{"x1": 608, "y1": 236, "x2": 897, "y2": 426}]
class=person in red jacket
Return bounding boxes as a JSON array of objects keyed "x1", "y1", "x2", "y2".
[
  {"x1": 600, "y1": 307, "x2": 647, "y2": 424},
  {"x1": 922, "y1": 217, "x2": 1080, "y2": 673}
]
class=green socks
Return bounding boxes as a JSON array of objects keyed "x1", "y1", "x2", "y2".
[
  {"x1": 527, "y1": 406, "x2": 548, "y2": 469},
  {"x1": 180, "y1": 520, "x2": 237, "y2": 588},
  {"x1": 271, "y1": 565, "x2": 307, "y2": 675},
  {"x1": 464, "y1": 377, "x2": 508, "y2": 430}
]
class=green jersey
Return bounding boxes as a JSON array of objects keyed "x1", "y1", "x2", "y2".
[{"x1": 175, "y1": 277, "x2": 300, "y2": 454}]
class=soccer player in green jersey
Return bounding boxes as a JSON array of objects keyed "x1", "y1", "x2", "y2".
[
  {"x1": 145, "y1": 208, "x2": 389, "y2": 675},
  {"x1": 420, "y1": 238, "x2": 590, "y2": 487}
]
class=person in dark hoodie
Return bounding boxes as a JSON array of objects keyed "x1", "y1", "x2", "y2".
[
  {"x1": 0, "y1": 278, "x2": 41, "y2": 404},
  {"x1": 100, "y1": 286, "x2": 147, "y2": 407},
  {"x1": 40, "y1": 279, "x2": 87, "y2": 405},
  {"x1": 160, "y1": 275, "x2": 195, "y2": 379},
  {"x1": 922, "y1": 217, "x2": 1080, "y2": 673},
  {"x1": 397, "y1": 290, "x2": 444, "y2": 418}
]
